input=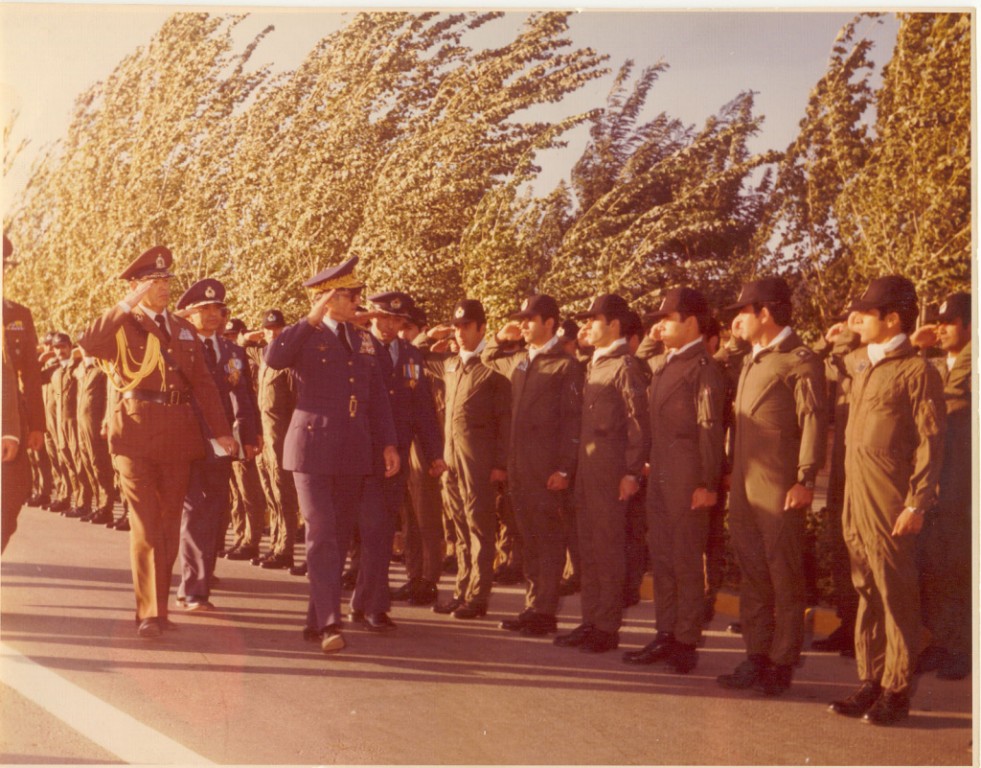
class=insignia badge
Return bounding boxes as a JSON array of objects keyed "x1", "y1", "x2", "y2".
[
  {"x1": 556, "y1": 327, "x2": 566, "y2": 337},
  {"x1": 517, "y1": 359, "x2": 529, "y2": 372},
  {"x1": 856, "y1": 360, "x2": 870, "y2": 373},
  {"x1": 5, "y1": 321, "x2": 24, "y2": 331},
  {"x1": 155, "y1": 255, "x2": 166, "y2": 269},
  {"x1": 455, "y1": 307, "x2": 465, "y2": 319},
  {"x1": 205, "y1": 286, "x2": 216, "y2": 299},
  {"x1": 359, "y1": 335, "x2": 375, "y2": 355},
  {"x1": 228, "y1": 370, "x2": 240, "y2": 387},
  {"x1": 940, "y1": 301, "x2": 948, "y2": 314},
  {"x1": 391, "y1": 298, "x2": 402, "y2": 311},
  {"x1": 521, "y1": 298, "x2": 529, "y2": 311},
  {"x1": 267, "y1": 312, "x2": 276, "y2": 323},
  {"x1": 179, "y1": 328, "x2": 194, "y2": 341}
]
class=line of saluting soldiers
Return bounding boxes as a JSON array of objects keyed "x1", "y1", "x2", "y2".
[{"x1": 2, "y1": 236, "x2": 971, "y2": 729}]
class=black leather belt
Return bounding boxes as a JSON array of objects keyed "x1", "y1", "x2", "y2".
[{"x1": 121, "y1": 389, "x2": 191, "y2": 406}]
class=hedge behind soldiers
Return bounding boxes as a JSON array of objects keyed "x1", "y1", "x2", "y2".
[
  {"x1": 78, "y1": 246, "x2": 234, "y2": 638},
  {"x1": 555, "y1": 294, "x2": 650, "y2": 654},
  {"x1": 2, "y1": 234, "x2": 45, "y2": 551},
  {"x1": 717, "y1": 277, "x2": 827, "y2": 696},
  {"x1": 482, "y1": 294, "x2": 583, "y2": 637},
  {"x1": 828, "y1": 276, "x2": 946, "y2": 725},
  {"x1": 623, "y1": 288, "x2": 725, "y2": 673},
  {"x1": 264, "y1": 256, "x2": 399, "y2": 653},
  {"x1": 174, "y1": 279, "x2": 259, "y2": 611},
  {"x1": 420, "y1": 299, "x2": 511, "y2": 619}
]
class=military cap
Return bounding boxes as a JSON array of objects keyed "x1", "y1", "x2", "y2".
[
  {"x1": 50, "y1": 332, "x2": 72, "y2": 347},
  {"x1": 42, "y1": 332, "x2": 55, "y2": 345},
  {"x1": 261, "y1": 308, "x2": 286, "y2": 329},
  {"x1": 223, "y1": 318, "x2": 247, "y2": 336},
  {"x1": 647, "y1": 287, "x2": 709, "y2": 320},
  {"x1": 176, "y1": 278, "x2": 226, "y2": 311},
  {"x1": 369, "y1": 291, "x2": 415, "y2": 319},
  {"x1": 303, "y1": 255, "x2": 364, "y2": 293},
  {"x1": 556, "y1": 318, "x2": 579, "y2": 340},
  {"x1": 574, "y1": 293, "x2": 632, "y2": 323},
  {"x1": 725, "y1": 277, "x2": 792, "y2": 310},
  {"x1": 119, "y1": 246, "x2": 175, "y2": 281},
  {"x1": 445, "y1": 299, "x2": 486, "y2": 326},
  {"x1": 407, "y1": 305, "x2": 428, "y2": 329},
  {"x1": 622, "y1": 310, "x2": 643, "y2": 340},
  {"x1": 3, "y1": 234, "x2": 16, "y2": 266},
  {"x1": 847, "y1": 276, "x2": 917, "y2": 313},
  {"x1": 934, "y1": 291, "x2": 971, "y2": 325},
  {"x1": 510, "y1": 294, "x2": 560, "y2": 323}
]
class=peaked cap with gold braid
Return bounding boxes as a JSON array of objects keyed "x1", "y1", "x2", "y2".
[
  {"x1": 118, "y1": 246, "x2": 175, "y2": 281},
  {"x1": 303, "y1": 255, "x2": 364, "y2": 293}
]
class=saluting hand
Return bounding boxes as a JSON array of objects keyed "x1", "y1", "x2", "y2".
[
  {"x1": 428, "y1": 324, "x2": 455, "y2": 341},
  {"x1": 909, "y1": 324, "x2": 939, "y2": 350},
  {"x1": 383, "y1": 445, "x2": 400, "y2": 477},
  {"x1": 307, "y1": 290, "x2": 335, "y2": 327},
  {"x1": 496, "y1": 322, "x2": 522, "y2": 343},
  {"x1": 123, "y1": 279, "x2": 155, "y2": 309}
]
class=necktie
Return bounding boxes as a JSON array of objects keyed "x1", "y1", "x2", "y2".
[
  {"x1": 155, "y1": 313, "x2": 170, "y2": 342},
  {"x1": 338, "y1": 323, "x2": 352, "y2": 353},
  {"x1": 205, "y1": 337, "x2": 218, "y2": 369},
  {"x1": 390, "y1": 341, "x2": 399, "y2": 366}
]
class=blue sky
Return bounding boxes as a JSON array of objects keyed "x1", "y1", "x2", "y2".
[{"x1": 1, "y1": 5, "x2": 900, "y2": 211}]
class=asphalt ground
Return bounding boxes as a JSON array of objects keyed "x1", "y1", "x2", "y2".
[{"x1": 0, "y1": 502, "x2": 975, "y2": 766}]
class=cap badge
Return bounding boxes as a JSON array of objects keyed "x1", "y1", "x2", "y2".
[
  {"x1": 521, "y1": 299, "x2": 529, "y2": 311},
  {"x1": 267, "y1": 312, "x2": 276, "y2": 323},
  {"x1": 557, "y1": 327, "x2": 566, "y2": 337},
  {"x1": 155, "y1": 255, "x2": 166, "y2": 269},
  {"x1": 455, "y1": 307, "x2": 465, "y2": 319},
  {"x1": 939, "y1": 301, "x2": 948, "y2": 314},
  {"x1": 205, "y1": 286, "x2": 216, "y2": 299},
  {"x1": 391, "y1": 298, "x2": 402, "y2": 311}
]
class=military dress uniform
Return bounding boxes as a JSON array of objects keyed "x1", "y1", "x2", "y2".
[
  {"x1": 558, "y1": 294, "x2": 650, "y2": 653},
  {"x1": 76, "y1": 357, "x2": 116, "y2": 522},
  {"x1": 51, "y1": 349, "x2": 92, "y2": 516},
  {"x1": 175, "y1": 280, "x2": 259, "y2": 610},
  {"x1": 2, "y1": 235, "x2": 45, "y2": 549},
  {"x1": 721, "y1": 278, "x2": 827, "y2": 693},
  {"x1": 78, "y1": 246, "x2": 231, "y2": 636},
  {"x1": 419, "y1": 300, "x2": 510, "y2": 618},
  {"x1": 481, "y1": 294, "x2": 583, "y2": 635},
  {"x1": 264, "y1": 257, "x2": 397, "y2": 651},
  {"x1": 626, "y1": 289, "x2": 725, "y2": 673}
]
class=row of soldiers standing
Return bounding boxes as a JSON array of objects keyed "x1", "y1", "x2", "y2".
[{"x1": 2, "y1": 238, "x2": 971, "y2": 729}]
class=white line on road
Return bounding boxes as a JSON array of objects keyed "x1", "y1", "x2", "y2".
[{"x1": 0, "y1": 642, "x2": 212, "y2": 765}]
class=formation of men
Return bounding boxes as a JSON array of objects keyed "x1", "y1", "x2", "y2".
[{"x1": 2, "y1": 236, "x2": 972, "y2": 727}]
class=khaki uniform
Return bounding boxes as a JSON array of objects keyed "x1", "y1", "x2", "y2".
[
  {"x1": 256, "y1": 356, "x2": 299, "y2": 557},
  {"x1": 52, "y1": 358, "x2": 91, "y2": 509},
  {"x1": 645, "y1": 341, "x2": 725, "y2": 645},
  {"x1": 482, "y1": 336, "x2": 583, "y2": 617},
  {"x1": 423, "y1": 348, "x2": 510, "y2": 607},
  {"x1": 79, "y1": 304, "x2": 230, "y2": 621},
  {"x1": 76, "y1": 361, "x2": 115, "y2": 512},
  {"x1": 843, "y1": 339, "x2": 945, "y2": 692},
  {"x1": 919, "y1": 343, "x2": 972, "y2": 659},
  {"x1": 575, "y1": 346, "x2": 649, "y2": 634},
  {"x1": 729, "y1": 331, "x2": 826, "y2": 666}
]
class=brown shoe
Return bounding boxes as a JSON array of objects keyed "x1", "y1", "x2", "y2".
[{"x1": 829, "y1": 681, "x2": 883, "y2": 718}]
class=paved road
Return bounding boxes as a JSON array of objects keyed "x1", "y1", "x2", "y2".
[{"x1": 1, "y1": 503, "x2": 974, "y2": 765}]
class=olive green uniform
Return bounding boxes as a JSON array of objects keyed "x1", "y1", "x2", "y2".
[
  {"x1": 257, "y1": 356, "x2": 299, "y2": 557},
  {"x1": 729, "y1": 331, "x2": 826, "y2": 666}
]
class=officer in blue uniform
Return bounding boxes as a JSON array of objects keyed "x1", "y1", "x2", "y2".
[
  {"x1": 265, "y1": 256, "x2": 399, "y2": 654},
  {"x1": 174, "y1": 279, "x2": 260, "y2": 611},
  {"x1": 365, "y1": 291, "x2": 446, "y2": 606}
]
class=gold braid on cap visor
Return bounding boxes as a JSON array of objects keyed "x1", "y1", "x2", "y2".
[{"x1": 309, "y1": 272, "x2": 364, "y2": 294}]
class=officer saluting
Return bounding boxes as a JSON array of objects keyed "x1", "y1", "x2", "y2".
[
  {"x1": 78, "y1": 246, "x2": 234, "y2": 638},
  {"x1": 264, "y1": 256, "x2": 399, "y2": 654}
]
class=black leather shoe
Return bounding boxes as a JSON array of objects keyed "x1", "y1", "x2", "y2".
[
  {"x1": 64, "y1": 506, "x2": 88, "y2": 519},
  {"x1": 938, "y1": 651, "x2": 970, "y2": 680},
  {"x1": 341, "y1": 569, "x2": 359, "y2": 590},
  {"x1": 669, "y1": 643, "x2": 698, "y2": 674},
  {"x1": 48, "y1": 499, "x2": 70, "y2": 513},
  {"x1": 580, "y1": 629, "x2": 619, "y2": 653},
  {"x1": 433, "y1": 597, "x2": 464, "y2": 615},
  {"x1": 89, "y1": 507, "x2": 113, "y2": 525},
  {"x1": 829, "y1": 681, "x2": 883, "y2": 717},
  {"x1": 622, "y1": 633, "x2": 675, "y2": 665},
  {"x1": 726, "y1": 622, "x2": 743, "y2": 634},
  {"x1": 226, "y1": 548, "x2": 258, "y2": 561},
  {"x1": 717, "y1": 655, "x2": 768, "y2": 689},
  {"x1": 500, "y1": 609, "x2": 535, "y2": 632},
  {"x1": 407, "y1": 580, "x2": 438, "y2": 606},
  {"x1": 391, "y1": 579, "x2": 422, "y2": 601},
  {"x1": 755, "y1": 664, "x2": 793, "y2": 696},
  {"x1": 250, "y1": 552, "x2": 271, "y2": 566},
  {"x1": 302, "y1": 626, "x2": 323, "y2": 642},
  {"x1": 137, "y1": 618, "x2": 162, "y2": 639},
  {"x1": 79, "y1": 509, "x2": 96, "y2": 522},
  {"x1": 261, "y1": 553, "x2": 294, "y2": 570},
  {"x1": 812, "y1": 624, "x2": 854, "y2": 654},
  {"x1": 115, "y1": 518, "x2": 131, "y2": 532},
  {"x1": 520, "y1": 613, "x2": 558, "y2": 636},
  {"x1": 862, "y1": 689, "x2": 910, "y2": 726},
  {"x1": 554, "y1": 624, "x2": 594, "y2": 648},
  {"x1": 364, "y1": 613, "x2": 397, "y2": 632},
  {"x1": 453, "y1": 602, "x2": 488, "y2": 620},
  {"x1": 916, "y1": 644, "x2": 946, "y2": 674},
  {"x1": 160, "y1": 618, "x2": 179, "y2": 632},
  {"x1": 289, "y1": 562, "x2": 308, "y2": 576}
]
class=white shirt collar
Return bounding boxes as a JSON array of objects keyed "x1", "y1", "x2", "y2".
[
  {"x1": 322, "y1": 316, "x2": 340, "y2": 333},
  {"x1": 867, "y1": 333, "x2": 907, "y2": 367},
  {"x1": 591, "y1": 337, "x2": 627, "y2": 365},
  {"x1": 752, "y1": 325, "x2": 793, "y2": 360},
  {"x1": 528, "y1": 333, "x2": 560, "y2": 363},
  {"x1": 947, "y1": 355, "x2": 957, "y2": 372},
  {"x1": 666, "y1": 337, "x2": 704, "y2": 364},
  {"x1": 459, "y1": 337, "x2": 487, "y2": 366}
]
